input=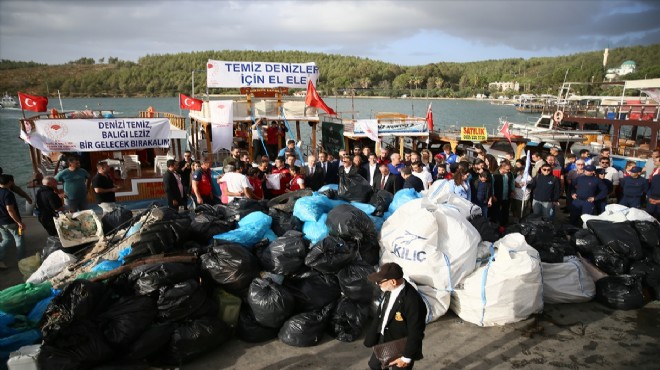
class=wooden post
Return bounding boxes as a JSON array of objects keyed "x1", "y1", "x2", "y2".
[
  {"x1": 205, "y1": 122, "x2": 212, "y2": 162},
  {"x1": 311, "y1": 122, "x2": 317, "y2": 155},
  {"x1": 399, "y1": 137, "x2": 404, "y2": 156}
]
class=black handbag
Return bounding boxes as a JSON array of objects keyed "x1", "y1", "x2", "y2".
[{"x1": 373, "y1": 337, "x2": 407, "y2": 369}]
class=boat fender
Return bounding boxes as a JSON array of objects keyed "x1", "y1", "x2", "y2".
[{"x1": 553, "y1": 110, "x2": 563, "y2": 122}]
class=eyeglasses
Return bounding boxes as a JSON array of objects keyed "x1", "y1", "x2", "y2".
[
  {"x1": 576, "y1": 163, "x2": 584, "y2": 166},
  {"x1": 541, "y1": 168, "x2": 551, "y2": 172}
]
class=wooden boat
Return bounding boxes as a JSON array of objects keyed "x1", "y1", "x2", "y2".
[{"x1": 19, "y1": 108, "x2": 188, "y2": 204}]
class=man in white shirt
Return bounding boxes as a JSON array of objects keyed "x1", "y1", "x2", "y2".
[
  {"x1": 411, "y1": 161, "x2": 433, "y2": 190},
  {"x1": 596, "y1": 157, "x2": 621, "y2": 192},
  {"x1": 218, "y1": 164, "x2": 256, "y2": 203}
]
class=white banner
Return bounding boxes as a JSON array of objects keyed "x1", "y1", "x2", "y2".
[
  {"x1": 21, "y1": 118, "x2": 171, "y2": 153},
  {"x1": 207, "y1": 60, "x2": 319, "y2": 88},
  {"x1": 209, "y1": 100, "x2": 234, "y2": 153},
  {"x1": 356, "y1": 119, "x2": 380, "y2": 142}
]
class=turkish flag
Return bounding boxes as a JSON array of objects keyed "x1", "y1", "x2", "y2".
[
  {"x1": 305, "y1": 80, "x2": 336, "y2": 115},
  {"x1": 425, "y1": 102, "x2": 433, "y2": 132},
  {"x1": 179, "y1": 93, "x2": 203, "y2": 110},
  {"x1": 499, "y1": 121, "x2": 512, "y2": 143},
  {"x1": 18, "y1": 92, "x2": 48, "y2": 112}
]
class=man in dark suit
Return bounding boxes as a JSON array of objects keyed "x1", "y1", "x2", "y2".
[
  {"x1": 401, "y1": 167, "x2": 424, "y2": 192},
  {"x1": 362, "y1": 153, "x2": 380, "y2": 188},
  {"x1": 301, "y1": 154, "x2": 324, "y2": 191},
  {"x1": 373, "y1": 162, "x2": 401, "y2": 195},
  {"x1": 318, "y1": 151, "x2": 338, "y2": 185},
  {"x1": 364, "y1": 263, "x2": 427, "y2": 370},
  {"x1": 338, "y1": 154, "x2": 359, "y2": 190},
  {"x1": 163, "y1": 159, "x2": 185, "y2": 210}
]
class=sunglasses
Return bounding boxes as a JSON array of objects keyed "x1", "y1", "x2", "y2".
[
  {"x1": 541, "y1": 168, "x2": 551, "y2": 172},
  {"x1": 375, "y1": 279, "x2": 390, "y2": 286}
]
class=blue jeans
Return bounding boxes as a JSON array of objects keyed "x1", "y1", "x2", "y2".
[
  {"x1": 0, "y1": 223, "x2": 25, "y2": 261},
  {"x1": 532, "y1": 200, "x2": 555, "y2": 220}
]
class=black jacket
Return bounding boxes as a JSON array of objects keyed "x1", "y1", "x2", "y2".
[
  {"x1": 403, "y1": 175, "x2": 424, "y2": 193},
  {"x1": 163, "y1": 170, "x2": 184, "y2": 207},
  {"x1": 364, "y1": 281, "x2": 427, "y2": 361},
  {"x1": 493, "y1": 172, "x2": 515, "y2": 199},
  {"x1": 373, "y1": 172, "x2": 401, "y2": 195},
  {"x1": 530, "y1": 173, "x2": 561, "y2": 202},
  {"x1": 36, "y1": 185, "x2": 62, "y2": 219},
  {"x1": 301, "y1": 163, "x2": 325, "y2": 191}
]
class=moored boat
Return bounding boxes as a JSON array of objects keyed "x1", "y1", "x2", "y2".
[{"x1": 1, "y1": 92, "x2": 18, "y2": 108}]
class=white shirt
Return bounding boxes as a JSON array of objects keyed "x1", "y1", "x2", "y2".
[
  {"x1": 368, "y1": 163, "x2": 378, "y2": 186},
  {"x1": 599, "y1": 166, "x2": 621, "y2": 186},
  {"x1": 380, "y1": 283, "x2": 405, "y2": 335},
  {"x1": 220, "y1": 172, "x2": 252, "y2": 202},
  {"x1": 412, "y1": 169, "x2": 433, "y2": 190}
]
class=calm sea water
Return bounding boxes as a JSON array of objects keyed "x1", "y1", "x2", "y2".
[{"x1": 0, "y1": 97, "x2": 534, "y2": 190}]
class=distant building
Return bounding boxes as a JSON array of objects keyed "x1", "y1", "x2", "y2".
[
  {"x1": 488, "y1": 81, "x2": 520, "y2": 92},
  {"x1": 605, "y1": 60, "x2": 636, "y2": 80}
]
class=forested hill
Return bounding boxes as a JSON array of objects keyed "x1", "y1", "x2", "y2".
[{"x1": 1, "y1": 44, "x2": 658, "y2": 98}]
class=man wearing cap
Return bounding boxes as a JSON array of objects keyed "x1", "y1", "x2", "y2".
[
  {"x1": 619, "y1": 166, "x2": 648, "y2": 208},
  {"x1": 364, "y1": 263, "x2": 427, "y2": 370},
  {"x1": 570, "y1": 165, "x2": 608, "y2": 226}
]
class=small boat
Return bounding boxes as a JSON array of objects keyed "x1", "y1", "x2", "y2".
[{"x1": 1, "y1": 92, "x2": 17, "y2": 108}]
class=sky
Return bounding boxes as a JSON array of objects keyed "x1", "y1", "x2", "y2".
[{"x1": 1, "y1": 0, "x2": 659, "y2": 66}]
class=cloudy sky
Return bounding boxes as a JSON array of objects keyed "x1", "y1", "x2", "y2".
[{"x1": 1, "y1": 0, "x2": 658, "y2": 66}]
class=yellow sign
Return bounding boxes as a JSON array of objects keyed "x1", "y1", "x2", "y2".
[{"x1": 460, "y1": 126, "x2": 488, "y2": 141}]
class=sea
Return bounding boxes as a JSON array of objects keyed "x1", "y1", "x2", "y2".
[{"x1": 0, "y1": 96, "x2": 535, "y2": 193}]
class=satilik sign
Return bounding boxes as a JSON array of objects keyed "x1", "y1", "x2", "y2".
[{"x1": 460, "y1": 126, "x2": 488, "y2": 141}]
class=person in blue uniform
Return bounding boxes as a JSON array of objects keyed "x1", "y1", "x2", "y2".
[
  {"x1": 595, "y1": 168, "x2": 613, "y2": 214},
  {"x1": 619, "y1": 166, "x2": 648, "y2": 208},
  {"x1": 570, "y1": 165, "x2": 608, "y2": 226}
]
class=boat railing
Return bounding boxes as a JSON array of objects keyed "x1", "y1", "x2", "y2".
[
  {"x1": 563, "y1": 103, "x2": 659, "y2": 121},
  {"x1": 139, "y1": 111, "x2": 186, "y2": 130}
]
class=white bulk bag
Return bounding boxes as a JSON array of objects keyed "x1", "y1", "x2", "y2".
[
  {"x1": 27, "y1": 250, "x2": 77, "y2": 284},
  {"x1": 541, "y1": 256, "x2": 595, "y2": 304},
  {"x1": 424, "y1": 181, "x2": 481, "y2": 219},
  {"x1": 450, "y1": 233, "x2": 543, "y2": 327}
]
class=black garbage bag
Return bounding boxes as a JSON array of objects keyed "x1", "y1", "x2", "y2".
[
  {"x1": 236, "y1": 305, "x2": 279, "y2": 343},
  {"x1": 305, "y1": 235, "x2": 358, "y2": 273},
  {"x1": 595, "y1": 275, "x2": 645, "y2": 310},
  {"x1": 632, "y1": 221, "x2": 660, "y2": 251},
  {"x1": 278, "y1": 308, "x2": 332, "y2": 347},
  {"x1": 190, "y1": 213, "x2": 235, "y2": 245},
  {"x1": 269, "y1": 208, "x2": 303, "y2": 237},
  {"x1": 338, "y1": 174, "x2": 373, "y2": 203},
  {"x1": 319, "y1": 188, "x2": 339, "y2": 199},
  {"x1": 122, "y1": 221, "x2": 178, "y2": 263},
  {"x1": 592, "y1": 248, "x2": 630, "y2": 276},
  {"x1": 469, "y1": 215, "x2": 501, "y2": 243},
  {"x1": 532, "y1": 241, "x2": 565, "y2": 263},
  {"x1": 42, "y1": 236, "x2": 63, "y2": 260},
  {"x1": 328, "y1": 297, "x2": 370, "y2": 342},
  {"x1": 369, "y1": 190, "x2": 394, "y2": 217},
  {"x1": 587, "y1": 220, "x2": 644, "y2": 260},
  {"x1": 123, "y1": 323, "x2": 174, "y2": 362},
  {"x1": 247, "y1": 278, "x2": 296, "y2": 328},
  {"x1": 159, "y1": 317, "x2": 231, "y2": 365},
  {"x1": 337, "y1": 261, "x2": 377, "y2": 303},
  {"x1": 326, "y1": 204, "x2": 377, "y2": 244},
  {"x1": 41, "y1": 280, "x2": 113, "y2": 343},
  {"x1": 39, "y1": 324, "x2": 116, "y2": 370},
  {"x1": 356, "y1": 239, "x2": 380, "y2": 266},
  {"x1": 571, "y1": 229, "x2": 601, "y2": 258},
  {"x1": 98, "y1": 295, "x2": 157, "y2": 348},
  {"x1": 268, "y1": 189, "x2": 313, "y2": 213},
  {"x1": 156, "y1": 279, "x2": 218, "y2": 322},
  {"x1": 221, "y1": 198, "x2": 269, "y2": 221},
  {"x1": 102, "y1": 206, "x2": 134, "y2": 234},
  {"x1": 194, "y1": 204, "x2": 219, "y2": 217},
  {"x1": 558, "y1": 223, "x2": 581, "y2": 237},
  {"x1": 645, "y1": 266, "x2": 660, "y2": 300},
  {"x1": 283, "y1": 272, "x2": 341, "y2": 313},
  {"x1": 505, "y1": 219, "x2": 555, "y2": 246},
  {"x1": 128, "y1": 262, "x2": 198, "y2": 296},
  {"x1": 260, "y1": 230, "x2": 308, "y2": 275},
  {"x1": 200, "y1": 243, "x2": 260, "y2": 297}
]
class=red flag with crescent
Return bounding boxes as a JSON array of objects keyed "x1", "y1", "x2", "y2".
[
  {"x1": 425, "y1": 102, "x2": 433, "y2": 132},
  {"x1": 499, "y1": 120, "x2": 512, "y2": 143},
  {"x1": 179, "y1": 93, "x2": 203, "y2": 111},
  {"x1": 305, "y1": 80, "x2": 336, "y2": 115},
  {"x1": 18, "y1": 92, "x2": 48, "y2": 112}
]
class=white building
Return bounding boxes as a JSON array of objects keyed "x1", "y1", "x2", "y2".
[
  {"x1": 606, "y1": 60, "x2": 636, "y2": 80},
  {"x1": 488, "y1": 81, "x2": 520, "y2": 92}
]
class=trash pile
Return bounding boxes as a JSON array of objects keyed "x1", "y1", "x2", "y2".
[{"x1": 2, "y1": 181, "x2": 659, "y2": 366}]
